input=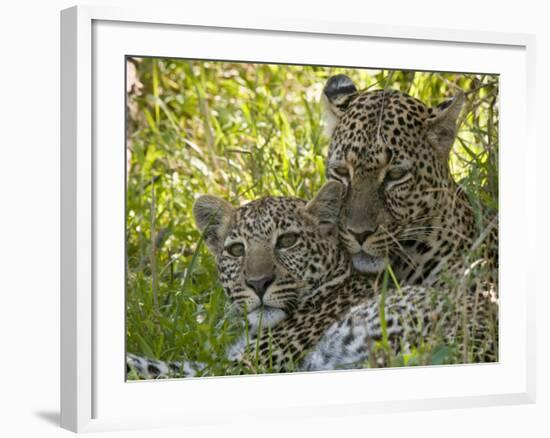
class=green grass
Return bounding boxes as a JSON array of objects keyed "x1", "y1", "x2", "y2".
[{"x1": 125, "y1": 58, "x2": 498, "y2": 377}]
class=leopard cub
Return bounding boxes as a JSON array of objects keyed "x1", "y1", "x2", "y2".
[{"x1": 127, "y1": 181, "x2": 497, "y2": 379}]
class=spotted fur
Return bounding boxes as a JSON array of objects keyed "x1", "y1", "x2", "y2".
[
  {"x1": 304, "y1": 282, "x2": 498, "y2": 371},
  {"x1": 127, "y1": 182, "x2": 497, "y2": 379},
  {"x1": 322, "y1": 75, "x2": 496, "y2": 285}
]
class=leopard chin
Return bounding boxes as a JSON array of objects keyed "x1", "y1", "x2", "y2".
[
  {"x1": 247, "y1": 306, "x2": 288, "y2": 331},
  {"x1": 351, "y1": 252, "x2": 387, "y2": 274}
]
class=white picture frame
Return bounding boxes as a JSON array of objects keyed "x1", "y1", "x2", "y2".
[{"x1": 60, "y1": 4, "x2": 536, "y2": 433}]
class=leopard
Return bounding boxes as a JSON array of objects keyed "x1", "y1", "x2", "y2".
[
  {"x1": 321, "y1": 74, "x2": 497, "y2": 286},
  {"x1": 127, "y1": 181, "x2": 497, "y2": 379}
]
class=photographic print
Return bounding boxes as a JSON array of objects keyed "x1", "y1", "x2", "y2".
[{"x1": 125, "y1": 58, "x2": 498, "y2": 380}]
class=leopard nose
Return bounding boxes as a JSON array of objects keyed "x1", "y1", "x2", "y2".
[
  {"x1": 246, "y1": 275, "x2": 275, "y2": 299},
  {"x1": 348, "y1": 227, "x2": 377, "y2": 245}
]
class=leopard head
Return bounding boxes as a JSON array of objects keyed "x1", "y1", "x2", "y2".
[
  {"x1": 193, "y1": 181, "x2": 348, "y2": 330},
  {"x1": 322, "y1": 74, "x2": 464, "y2": 275}
]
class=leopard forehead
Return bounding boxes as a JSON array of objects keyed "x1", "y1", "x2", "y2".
[
  {"x1": 225, "y1": 196, "x2": 307, "y2": 242},
  {"x1": 328, "y1": 89, "x2": 433, "y2": 167}
]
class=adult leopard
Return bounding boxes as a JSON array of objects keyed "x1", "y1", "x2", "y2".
[
  {"x1": 127, "y1": 182, "x2": 497, "y2": 379},
  {"x1": 322, "y1": 75, "x2": 497, "y2": 285}
]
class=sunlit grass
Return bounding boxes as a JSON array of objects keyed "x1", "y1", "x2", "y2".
[{"x1": 126, "y1": 58, "x2": 498, "y2": 377}]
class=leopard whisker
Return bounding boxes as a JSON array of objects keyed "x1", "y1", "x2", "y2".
[
  {"x1": 380, "y1": 225, "x2": 418, "y2": 271},
  {"x1": 401, "y1": 225, "x2": 469, "y2": 240},
  {"x1": 390, "y1": 245, "x2": 419, "y2": 271},
  {"x1": 273, "y1": 279, "x2": 299, "y2": 287},
  {"x1": 231, "y1": 292, "x2": 254, "y2": 300},
  {"x1": 268, "y1": 293, "x2": 299, "y2": 303},
  {"x1": 407, "y1": 214, "x2": 444, "y2": 224},
  {"x1": 395, "y1": 236, "x2": 431, "y2": 245},
  {"x1": 269, "y1": 291, "x2": 298, "y2": 299},
  {"x1": 397, "y1": 231, "x2": 432, "y2": 240}
]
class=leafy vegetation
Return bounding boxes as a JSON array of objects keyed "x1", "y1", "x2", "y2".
[{"x1": 126, "y1": 57, "x2": 498, "y2": 378}]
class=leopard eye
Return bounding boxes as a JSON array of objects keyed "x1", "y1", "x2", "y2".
[
  {"x1": 226, "y1": 242, "x2": 245, "y2": 257},
  {"x1": 386, "y1": 167, "x2": 408, "y2": 181},
  {"x1": 276, "y1": 232, "x2": 299, "y2": 249},
  {"x1": 332, "y1": 166, "x2": 350, "y2": 178}
]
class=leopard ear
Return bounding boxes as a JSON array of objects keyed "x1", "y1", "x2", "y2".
[
  {"x1": 193, "y1": 195, "x2": 235, "y2": 253},
  {"x1": 304, "y1": 181, "x2": 344, "y2": 231},
  {"x1": 322, "y1": 74, "x2": 357, "y2": 136},
  {"x1": 426, "y1": 91, "x2": 465, "y2": 162}
]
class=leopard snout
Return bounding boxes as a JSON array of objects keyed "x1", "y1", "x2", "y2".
[{"x1": 245, "y1": 275, "x2": 275, "y2": 300}]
